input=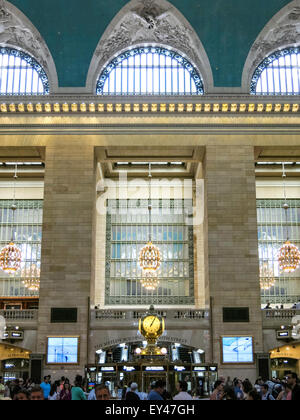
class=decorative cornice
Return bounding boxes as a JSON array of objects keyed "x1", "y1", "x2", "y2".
[{"x1": 0, "y1": 99, "x2": 298, "y2": 115}]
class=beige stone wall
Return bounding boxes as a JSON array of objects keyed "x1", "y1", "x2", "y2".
[
  {"x1": 36, "y1": 143, "x2": 95, "y2": 377},
  {"x1": 0, "y1": 181, "x2": 44, "y2": 199},
  {"x1": 204, "y1": 145, "x2": 263, "y2": 380},
  {"x1": 256, "y1": 180, "x2": 300, "y2": 199}
]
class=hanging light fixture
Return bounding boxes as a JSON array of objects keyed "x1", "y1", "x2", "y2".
[
  {"x1": 138, "y1": 164, "x2": 161, "y2": 290},
  {"x1": 21, "y1": 264, "x2": 40, "y2": 292},
  {"x1": 259, "y1": 262, "x2": 276, "y2": 290},
  {"x1": 278, "y1": 163, "x2": 300, "y2": 273},
  {"x1": 0, "y1": 165, "x2": 22, "y2": 274}
]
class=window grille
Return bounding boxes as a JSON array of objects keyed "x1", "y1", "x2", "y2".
[
  {"x1": 0, "y1": 200, "x2": 43, "y2": 297},
  {"x1": 0, "y1": 47, "x2": 49, "y2": 95},
  {"x1": 257, "y1": 199, "x2": 300, "y2": 305},
  {"x1": 251, "y1": 47, "x2": 300, "y2": 95},
  {"x1": 105, "y1": 199, "x2": 195, "y2": 305},
  {"x1": 97, "y1": 46, "x2": 204, "y2": 96}
]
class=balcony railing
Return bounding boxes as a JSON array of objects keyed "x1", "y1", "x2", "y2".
[
  {"x1": 93, "y1": 309, "x2": 210, "y2": 322},
  {"x1": 0, "y1": 309, "x2": 38, "y2": 321},
  {"x1": 262, "y1": 309, "x2": 300, "y2": 320}
]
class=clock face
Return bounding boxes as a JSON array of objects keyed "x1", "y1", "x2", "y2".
[{"x1": 142, "y1": 316, "x2": 162, "y2": 335}]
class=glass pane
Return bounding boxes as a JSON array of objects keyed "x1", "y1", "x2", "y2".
[{"x1": 97, "y1": 47, "x2": 203, "y2": 95}]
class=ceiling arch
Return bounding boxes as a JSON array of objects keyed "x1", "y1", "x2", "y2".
[{"x1": 86, "y1": 0, "x2": 213, "y2": 94}]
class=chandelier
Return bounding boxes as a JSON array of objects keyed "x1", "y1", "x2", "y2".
[
  {"x1": 140, "y1": 271, "x2": 160, "y2": 291},
  {"x1": 0, "y1": 166, "x2": 22, "y2": 274},
  {"x1": 259, "y1": 262, "x2": 276, "y2": 290},
  {"x1": 278, "y1": 241, "x2": 300, "y2": 273},
  {"x1": 21, "y1": 265, "x2": 40, "y2": 292},
  {"x1": 138, "y1": 164, "x2": 161, "y2": 290},
  {"x1": 278, "y1": 164, "x2": 300, "y2": 273},
  {"x1": 0, "y1": 241, "x2": 22, "y2": 274}
]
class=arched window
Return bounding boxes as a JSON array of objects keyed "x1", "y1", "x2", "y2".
[
  {"x1": 251, "y1": 47, "x2": 300, "y2": 95},
  {"x1": 0, "y1": 47, "x2": 49, "y2": 95},
  {"x1": 96, "y1": 47, "x2": 204, "y2": 95}
]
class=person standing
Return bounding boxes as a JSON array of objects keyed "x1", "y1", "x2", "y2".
[
  {"x1": 40, "y1": 376, "x2": 51, "y2": 400},
  {"x1": 173, "y1": 381, "x2": 193, "y2": 400},
  {"x1": 60, "y1": 382, "x2": 72, "y2": 401},
  {"x1": 261, "y1": 384, "x2": 275, "y2": 400},
  {"x1": 277, "y1": 383, "x2": 292, "y2": 401},
  {"x1": 210, "y1": 381, "x2": 224, "y2": 400},
  {"x1": 286, "y1": 373, "x2": 300, "y2": 400},
  {"x1": 71, "y1": 375, "x2": 86, "y2": 401},
  {"x1": 0, "y1": 376, "x2": 5, "y2": 400},
  {"x1": 147, "y1": 380, "x2": 165, "y2": 401},
  {"x1": 95, "y1": 384, "x2": 111, "y2": 400}
]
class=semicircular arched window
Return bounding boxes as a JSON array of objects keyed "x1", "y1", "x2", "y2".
[
  {"x1": 96, "y1": 47, "x2": 204, "y2": 95},
  {"x1": 251, "y1": 47, "x2": 300, "y2": 95},
  {"x1": 0, "y1": 47, "x2": 49, "y2": 95}
]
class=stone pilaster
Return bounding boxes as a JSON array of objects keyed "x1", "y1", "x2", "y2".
[
  {"x1": 37, "y1": 144, "x2": 95, "y2": 378},
  {"x1": 204, "y1": 145, "x2": 263, "y2": 381}
]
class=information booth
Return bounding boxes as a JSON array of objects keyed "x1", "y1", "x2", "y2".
[{"x1": 86, "y1": 361, "x2": 218, "y2": 398}]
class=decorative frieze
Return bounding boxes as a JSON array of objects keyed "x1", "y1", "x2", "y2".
[{"x1": 0, "y1": 100, "x2": 298, "y2": 114}]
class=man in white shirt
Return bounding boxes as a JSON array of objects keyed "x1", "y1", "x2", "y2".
[{"x1": 173, "y1": 381, "x2": 193, "y2": 400}]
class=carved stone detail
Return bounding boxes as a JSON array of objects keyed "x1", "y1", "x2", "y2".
[
  {"x1": 95, "y1": 0, "x2": 199, "y2": 66},
  {"x1": 250, "y1": 5, "x2": 300, "y2": 69},
  {"x1": 0, "y1": 0, "x2": 51, "y2": 72}
]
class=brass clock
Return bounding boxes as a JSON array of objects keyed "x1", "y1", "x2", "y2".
[{"x1": 139, "y1": 307, "x2": 165, "y2": 342}]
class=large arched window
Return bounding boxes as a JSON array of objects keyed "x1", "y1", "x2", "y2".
[
  {"x1": 0, "y1": 47, "x2": 49, "y2": 95},
  {"x1": 96, "y1": 46, "x2": 204, "y2": 95},
  {"x1": 251, "y1": 47, "x2": 300, "y2": 95}
]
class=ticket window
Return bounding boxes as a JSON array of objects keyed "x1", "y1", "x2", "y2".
[
  {"x1": 120, "y1": 370, "x2": 141, "y2": 390},
  {"x1": 142, "y1": 372, "x2": 168, "y2": 394},
  {"x1": 192, "y1": 368, "x2": 218, "y2": 397},
  {"x1": 97, "y1": 371, "x2": 118, "y2": 395}
]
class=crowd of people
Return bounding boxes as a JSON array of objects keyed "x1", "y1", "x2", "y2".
[
  {"x1": 209, "y1": 374, "x2": 300, "y2": 400},
  {"x1": 0, "y1": 372, "x2": 299, "y2": 400}
]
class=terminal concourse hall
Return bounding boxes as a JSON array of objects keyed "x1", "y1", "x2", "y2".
[{"x1": 0, "y1": 0, "x2": 299, "y2": 401}]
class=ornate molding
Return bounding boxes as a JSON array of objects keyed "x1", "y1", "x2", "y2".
[
  {"x1": 87, "y1": 0, "x2": 214, "y2": 93},
  {"x1": 242, "y1": 0, "x2": 300, "y2": 92},
  {"x1": 0, "y1": 0, "x2": 58, "y2": 91},
  {"x1": 96, "y1": 0, "x2": 198, "y2": 65},
  {"x1": 252, "y1": 6, "x2": 300, "y2": 68}
]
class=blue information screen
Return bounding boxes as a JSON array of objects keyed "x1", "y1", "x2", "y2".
[
  {"x1": 47, "y1": 337, "x2": 79, "y2": 364},
  {"x1": 222, "y1": 337, "x2": 254, "y2": 363}
]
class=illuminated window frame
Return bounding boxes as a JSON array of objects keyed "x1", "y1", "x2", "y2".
[
  {"x1": 0, "y1": 200, "x2": 43, "y2": 297},
  {"x1": 251, "y1": 47, "x2": 300, "y2": 95},
  {"x1": 105, "y1": 199, "x2": 195, "y2": 306},
  {"x1": 0, "y1": 47, "x2": 49, "y2": 95},
  {"x1": 96, "y1": 46, "x2": 204, "y2": 96},
  {"x1": 257, "y1": 199, "x2": 300, "y2": 305}
]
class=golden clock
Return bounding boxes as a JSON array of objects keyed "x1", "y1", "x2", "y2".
[{"x1": 139, "y1": 311, "x2": 165, "y2": 341}]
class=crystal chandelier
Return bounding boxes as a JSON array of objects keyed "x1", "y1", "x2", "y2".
[
  {"x1": 140, "y1": 271, "x2": 160, "y2": 291},
  {"x1": 139, "y1": 164, "x2": 161, "y2": 290},
  {"x1": 259, "y1": 262, "x2": 276, "y2": 290},
  {"x1": 278, "y1": 164, "x2": 300, "y2": 273},
  {"x1": 21, "y1": 265, "x2": 40, "y2": 292},
  {"x1": 0, "y1": 166, "x2": 22, "y2": 274}
]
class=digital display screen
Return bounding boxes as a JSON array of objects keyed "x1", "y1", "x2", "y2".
[
  {"x1": 222, "y1": 337, "x2": 254, "y2": 364},
  {"x1": 47, "y1": 337, "x2": 79, "y2": 364}
]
